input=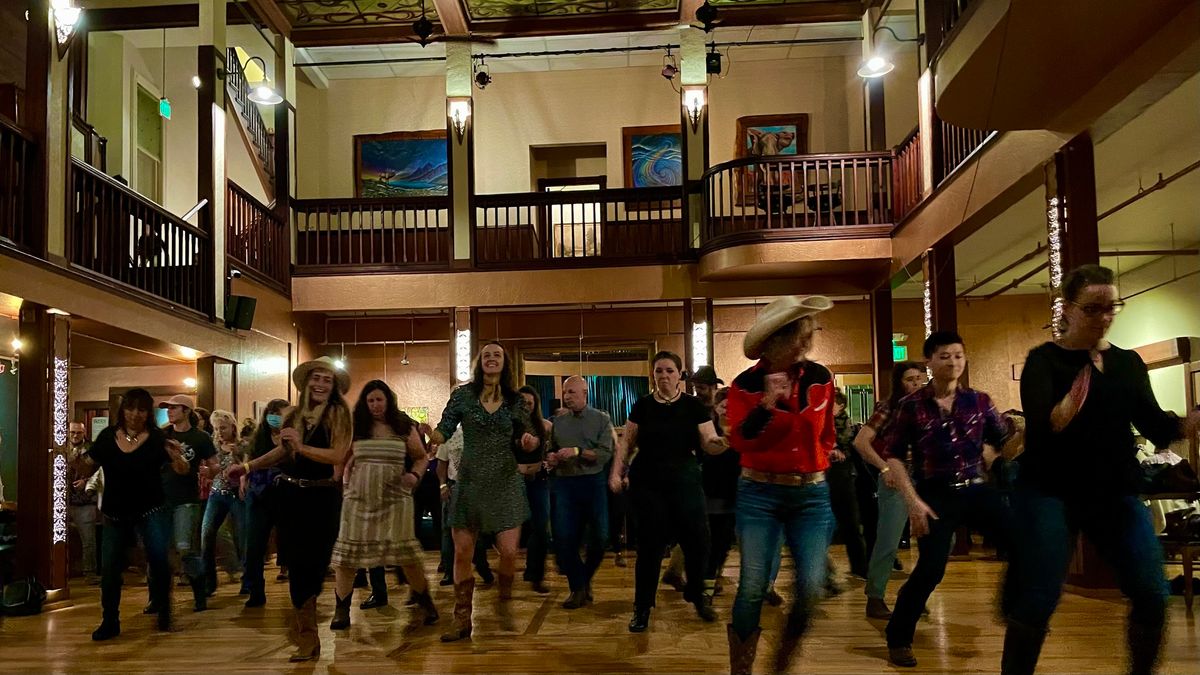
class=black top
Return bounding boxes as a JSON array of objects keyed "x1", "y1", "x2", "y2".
[
  {"x1": 88, "y1": 426, "x2": 170, "y2": 521},
  {"x1": 279, "y1": 415, "x2": 336, "y2": 481},
  {"x1": 1020, "y1": 342, "x2": 1182, "y2": 498},
  {"x1": 627, "y1": 393, "x2": 710, "y2": 480},
  {"x1": 160, "y1": 426, "x2": 216, "y2": 506}
]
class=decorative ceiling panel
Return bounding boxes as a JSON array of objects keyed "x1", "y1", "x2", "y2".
[
  {"x1": 462, "y1": 0, "x2": 678, "y2": 21},
  {"x1": 710, "y1": 0, "x2": 836, "y2": 5},
  {"x1": 277, "y1": 1, "x2": 438, "y2": 26}
]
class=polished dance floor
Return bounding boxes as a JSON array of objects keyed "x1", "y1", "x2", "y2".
[{"x1": 1, "y1": 548, "x2": 1197, "y2": 673}]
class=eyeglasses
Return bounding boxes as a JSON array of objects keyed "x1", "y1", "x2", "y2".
[{"x1": 1069, "y1": 300, "x2": 1125, "y2": 317}]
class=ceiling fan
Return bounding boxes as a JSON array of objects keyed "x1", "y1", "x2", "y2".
[{"x1": 411, "y1": 1, "x2": 498, "y2": 47}]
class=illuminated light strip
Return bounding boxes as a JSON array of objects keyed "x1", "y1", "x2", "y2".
[
  {"x1": 691, "y1": 321, "x2": 709, "y2": 369},
  {"x1": 1047, "y1": 196, "x2": 1065, "y2": 338},
  {"x1": 53, "y1": 356, "x2": 69, "y2": 447},
  {"x1": 455, "y1": 330, "x2": 472, "y2": 383},
  {"x1": 922, "y1": 278, "x2": 933, "y2": 339},
  {"x1": 52, "y1": 453, "x2": 68, "y2": 544}
]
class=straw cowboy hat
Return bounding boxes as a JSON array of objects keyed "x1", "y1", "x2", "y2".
[
  {"x1": 292, "y1": 356, "x2": 350, "y2": 394},
  {"x1": 743, "y1": 295, "x2": 834, "y2": 359}
]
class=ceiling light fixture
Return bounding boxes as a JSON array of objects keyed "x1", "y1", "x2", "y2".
[
  {"x1": 857, "y1": 25, "x2": 922, "y2": 79},
  {"x1": 474, "y1": 57, "x2": 492, "y2": 90},
  {"x1": 413, "y1": 0, "x2": 434, "y2": 47},
  {"x1": 244, "y1": 55, "x2": 283, "y2": 105}
]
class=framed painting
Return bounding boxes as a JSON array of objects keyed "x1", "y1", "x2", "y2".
[
  {"x1": 353, "y1": 130, "x2": 449, "y2": 198},
  {"x1": 622, "y1": 125, "x2": 683, "y2": 188},
  {"x1": 733, "y1": 114, "x2": 810, "y2": 205}
]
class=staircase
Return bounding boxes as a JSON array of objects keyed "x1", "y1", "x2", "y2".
[{"x1": 225, "y1": 48, "x2": 275, "y2": 194}]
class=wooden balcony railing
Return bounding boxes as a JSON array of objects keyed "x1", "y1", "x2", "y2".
[
  {"x1": 893, "y1": 126, "x2": 922, "y2": 222},
  {"x1": 936, "y1": 115, "x2": 994, "y2": 183},
  {"x1": 293, "y1": 196, "x2": 451, "y2": 273},
  {"x1": 67, "y1": 159, "x2": 212, "y2": 316},
  {"x1": 0, "y1": 116, "x2": 36, "y2": 252},
  {"x1": 701, "y1": 152, "x2": 895, "y2": 244},
  {"x1": 71, "y1": 114, "x2": 107, "y2": 173},
  {"x1": 225, "y1": 48, "x2": 274, "y2": 180},
  {"x1": 473, "y1": 186, "x2": 686, "y2": 268},
  {"x1": 227, "y1": 180, "x2": 288, "y2": 292}
]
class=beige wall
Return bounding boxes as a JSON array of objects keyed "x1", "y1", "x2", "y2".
[
  {"x1": 295, "y1": 55, "x2": 867, "y2": 198},
  {"x1": 71, "y1": 364, "x2": 196, "y2": 403}
]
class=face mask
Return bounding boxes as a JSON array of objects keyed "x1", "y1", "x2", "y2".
[{"x1": 266, "y1": 413, "x2": 283, "y2": 429}]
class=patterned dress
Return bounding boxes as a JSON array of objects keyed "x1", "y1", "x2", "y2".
[
  {"x1": 436, "y1": 385, "x2": 531, "y2": 535},
  {"x1": 330, "y1": 437, "x2": 422, "y2": 568}
]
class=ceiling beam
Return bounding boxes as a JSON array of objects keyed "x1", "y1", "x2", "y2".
[
  {"x1": 430, "y1": 0, "x2": 469, "y2": 36},
  {"x1": 680, "y1": 0, "x2": 704, "y2": 24},
  {"x1": 247, "y1": 0, "x2": 292, "y2": 38},
  {"x1": 295, "y1": 48, "x2": 329, "y2": 89},
  {"x1": 82, "y1": 4, "x2": 261, "y2": 31}
]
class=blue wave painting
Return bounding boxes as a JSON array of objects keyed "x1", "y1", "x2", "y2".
[
  {"x1": 358, "y1": 136, "x2": 449, "y2": 197},
  {"x1": 631, "y1": 132, "x2": 682, "y2": 187}
]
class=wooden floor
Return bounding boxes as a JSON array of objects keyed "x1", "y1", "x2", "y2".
[{"x1": 1, "y1": 548, "x2": 1197, "y2": 673}]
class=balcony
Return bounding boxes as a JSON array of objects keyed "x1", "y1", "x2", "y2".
[
  {"x1": 226, "y1": 181, "x2": 289, "y2": 293},
  {"x1": 293, "y1": 195, "x2": 452, "y2": 274},
  {"x1": 0, "y1": 116, "x2": 36, "y2": 254}
]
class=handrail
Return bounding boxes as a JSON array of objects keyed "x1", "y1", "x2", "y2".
[
  {"x1": 476, "y1": 185, "x2": 681, "y2": 206},
  {"x1": 227, "y1": 179, "x2": 288, "y2": 291},
  {"x1": 228, "y1": 179, "x2": 277, "y2": 216},
  {"x1": 0, "y1": 114, "x2": 33, "y2": 144},
  {"x1": 71, "y1": 159, "x2": 207, "y2": 239},
  {"x1": 892, "y1": 125, "x2": 922, "y2": 222},
  {"x1": 293, "y1": 195, "x2": 449, "y2": 210},
  {"x1": 700, "y1": 151, "x2": 894, "y2": 180},
  {"x1": 293, "y1": 193, "x2": 451, "y2": 271}
]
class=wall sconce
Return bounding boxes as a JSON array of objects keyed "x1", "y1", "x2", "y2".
[
  {"x1": 691, "y1": 321, "x2": 709, "y2": 369},
  {"x1": 682, "y1": 85, "x2": 706, "y2": 132},
  {"x1": 183, "y1": 377, "x2": 198, "y2": 389},
  {"x1": 455, "y1": 329, "x2": 472, "y2": 383},
  {"x1": 448, "y1": 97, "x2": 471, "y2": 143},
  {"x1": 244, "y1": 55, "x2": 283, "y2": 105},
  {"x1": 52, "y1": 0, "x2": 82, "y2": 58}
]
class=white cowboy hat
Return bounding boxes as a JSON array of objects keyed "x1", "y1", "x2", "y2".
[
  {"x1": 743, "y1": 295, "x2": 834, "y2": 360},
  {"x1": 292, "y1": 356, "x2": 350, "y2": 394}
]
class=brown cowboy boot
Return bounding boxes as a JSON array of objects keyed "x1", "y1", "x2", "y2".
[
  {"x1": 773, "y1": 610, "x2": 810, "y2": 673},
  {"x1": 727, "y1": 624, "x2": 760, "y2": 675},
  {"x1": 404, "y1": 589, "x2": 440, "y2": 633},
  {"x1": 497, "y1": 573, "x2": 516, "y2": 631},
  {"x1": 289, "y1": 597, "x2": 321, "y2": 662},
  {"x1": 440, "y1": 579, "x2": 474, "y2": 642}
]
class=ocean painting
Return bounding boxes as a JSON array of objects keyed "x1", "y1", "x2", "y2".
[
  {"x1": 623, "y1": 125, "x2": 682, "y2": 188},
  {"x1": 354, "y1": 131, "x2": 449, "y2": 198}
]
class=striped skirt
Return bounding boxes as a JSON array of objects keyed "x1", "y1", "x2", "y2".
[{"x1": 330, "y1": 438, "x2": 422, "y2": 568}]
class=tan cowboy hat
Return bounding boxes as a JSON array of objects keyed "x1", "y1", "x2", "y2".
[
  {"x1": 743, "y1": 295, "x2": 834, "y2": 359},
  {"x1": 292, "y1": 356, "x2": 350, "y2": 394}
]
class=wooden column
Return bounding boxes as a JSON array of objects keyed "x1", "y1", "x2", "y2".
[
  {"x1": 922, "y1": 0, "x2": 947, "y2": 67},
  {"x1": 16, "y1": 302, "x2": 71, "y2": 600},
  {"x1": 445, "y1": 44, "x2": 473, "y2": 267},
  {"x1": 1050, "y1": 132, "x2": 1100, "y2": 272},
  {"x1": 870, "y1": 286, "x2": 895, "y2": 402},
  {"x1": 198, "y1": 0, "x2": 227, "y2": 322},
  {"x1": 924, "y1": 241, "x2": 958, "y2": 334},
  {"x1": 24, "y1": 0, "x2": 50, "y2": 258},
  {"x1": 273, "y1": 34, "x2": 295, "y2": 281},
  {"x1": 196, "y1": 356, "x2": 217, "y2": 412}
]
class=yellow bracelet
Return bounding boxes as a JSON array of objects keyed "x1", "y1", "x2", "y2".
[{"x1": 880, "y1": 466, "x2": 891, "y2": 474}]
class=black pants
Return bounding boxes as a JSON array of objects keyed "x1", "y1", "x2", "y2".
[
  {"x1": 275, "y1": 482, "x2": 342, "y2": 609},
  {"x1": 853, "y1": 455, "x2": 879, "y2": 555},
  {"x1": 886, "y1": 481, "x2": 1012, "y2": 647},
  {"x1": 242, "y1": 486, "x2": 280, "y2": 597},
  {"x1": 631, "y1": 467, "x2": 710, "y2": 610},
  {"x1": 100, "y1": 509, "x2": 171, "y2": 623},
  {"x1": 705, "y1": 511, "x2": 736, "y2": 580},
  {"x1": 827, "y1": 459, "x2": 868, "y2": 576},
  {"x1": 608, "y1": 486, "x2": 634, "y2": 552}
]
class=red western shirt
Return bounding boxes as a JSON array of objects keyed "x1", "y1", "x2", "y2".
[{"x1": 727, "y1": 360, "x2": 835, "y2": 475}]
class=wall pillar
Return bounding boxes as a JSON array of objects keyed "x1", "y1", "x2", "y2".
[
  {"x1": 1046, "y1": 132, "x2": 1099, "y2": 336},
  {"x1": 16, "y1": 302, "x2": 72, "y2": 602},
  {"x1": 273, "y1": 35, "x2": 296, "y2": 277},
  {"x1": 198, "y1": 0, "x2": 227, "y2": 322},
  {"x1": 24, "y1": 1, "x2": 51, "y2": 258},
  {"x1": 449, "y1": 307, "x2": 477, "y2": 386},
  {"x1": 870, "y1": 286, "x2": 895, "y2": 401},
  {"x1": 679, "y1": 27, "x2": 709, "y2": 248},
  {"x1": 445, "y1": 44, "x2": 473, "y2": 266}
]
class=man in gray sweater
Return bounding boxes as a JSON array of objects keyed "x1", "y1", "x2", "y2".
[{"x1": 545, "y1": 376, "x2": 615, "y2": 609}]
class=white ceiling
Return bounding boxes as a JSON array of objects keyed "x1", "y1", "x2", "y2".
[
  {"x1": 296, "y1": 22, "x2": 870, "y2": 80},
  {"x1": 946, "y1": 71, "x2": 1200, "y2": 300}
]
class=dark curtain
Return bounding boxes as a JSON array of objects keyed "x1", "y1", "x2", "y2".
[
  {"x1": 525, "y1": 375, "x2": 557, "y2": 419},
  {"x1": 586, "y1": 375, "x2": 648, "y2": 427}
]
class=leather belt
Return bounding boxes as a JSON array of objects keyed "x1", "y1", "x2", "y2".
[
  {"x1": 275, "y1": 474, "x2": 340, "y2": 489},
  {"x1": 742, "y1": 467, "x2": 826, "y2": 486}
]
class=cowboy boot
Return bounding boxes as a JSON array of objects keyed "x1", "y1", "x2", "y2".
[
  {"x1": 290, "y1": 597, "x2": 321, "y2": 662},
  {"x1": 497, "y1": 573, "x2": 516, "y2": 631},
  {"x1": 773, "y1": 609, "x2": 810, "y2": 673},
  {"x1": 1001, "y1": 619, "x2": 1048, "y2": 675},
  {"x1": 404, "y1": 589, "x2": 440, "y2": 633},
  {"x1": 440, "y1": 579, "x2": 475, "y2": 642},
  {"x1": 727, "y1": 624, "x2": 760, "y2": 675},
  {"x1": 330, "y1": 590, "x2": 353, "y2": 630}
]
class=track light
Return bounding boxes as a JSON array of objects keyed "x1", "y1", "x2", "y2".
[
  {"x1": 661, "y1": 48, "x2": 678, "y2": 80},
  {"x1": 474, "y1": 58, "x2": 492, "y2": 90}
]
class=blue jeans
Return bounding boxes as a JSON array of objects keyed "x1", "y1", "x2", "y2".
[
  {"x1": 1004, "y1": 486, "x2": 1166, "y2": 632},
  {"x1": 865, "y1": 474, "x2": 908, "y2": 600},
  {"x1": 732, "y1": 478, "x2": 834, "y2": 640},
  {"x1": 886, "y1": 481, "x2": 1012, "y2": 647},
  {"x1": 524, "y1": 473, "x2": 551, "y2": 583},
  {"x1": 552, "y1": 472, "x2": 609, "y2": 592},
  {"x1": 100, "y1": 509, "x2": 172, "y2": 622},
  {"x1": 168, "y1": 502, "x2": 204, "y2": 580},
  {"x1": 201, "y1": 491, "x2": 246, "y2": 589}
]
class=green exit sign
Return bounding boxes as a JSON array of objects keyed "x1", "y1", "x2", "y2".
[
  {"x1": 159, "y1": 97, "x2": 172, "y2": 120},
  {"x1": 893, "y1": 344, "x2": 908, "y2": 361}
]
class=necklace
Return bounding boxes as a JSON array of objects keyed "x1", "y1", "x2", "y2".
[
  {"x1": 123, "y1": 430, "x2": 143, "y2": 444},
  {"x1": 654, "y1": 390, "x2": 681, "y2": 405}
]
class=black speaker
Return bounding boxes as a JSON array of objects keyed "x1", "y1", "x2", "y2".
[
  {"x1": 706, "y1": 51, "x2": 722, "y2": 75},
  {"x1": 224, "y1": 295, "x2": 257, "y2": 330}
]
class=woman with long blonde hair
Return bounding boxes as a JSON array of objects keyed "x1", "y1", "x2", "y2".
[{"x1": 199, "y1": 409, "x2": 247, "y2": 596}]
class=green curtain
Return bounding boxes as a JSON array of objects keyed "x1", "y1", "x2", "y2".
[
  {"x1": 586, "y1": 375, "x2": 648, "y2": 427},
  {"x1": 524, "y1": 375, "x2": 557, "y2": 419}
]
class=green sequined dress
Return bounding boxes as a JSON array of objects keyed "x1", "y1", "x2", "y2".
[{"x1": 436, "y1": 385, "x2": 531, "y2": 535}]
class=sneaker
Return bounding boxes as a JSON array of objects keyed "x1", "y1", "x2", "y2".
[
  {"x1": 866, "y1": 597, "x2": 892, "y2": 619},
  {"x1": 888, "y1": 646, "x2": 917, "y2": 667}
]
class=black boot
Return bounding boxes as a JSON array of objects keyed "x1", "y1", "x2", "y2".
[
  {"x1": 191, "y1": 577, "x2": 208, "y2": 612},
  {"x1": 628, "y1": 607, "x2": 651, "y2": 633},
  {"x1": 92, "y1": 618, "x2": 121, "y2": 641},
  {"x1": 1128, "y1": 622, "x2": 1164, "y2": 675},
  {"x1": 1001, "y1": 620, "x2": 1048, "y2": 675},
  {"x1": 330, "y1": 591, "x2": 353, "y2": 630},
  {"x1": 354, "y1": 569, "x2": 368, "y2": 589},
  {"x1": 360, "y1": 592, "x2": 388, "y2": 610}
]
